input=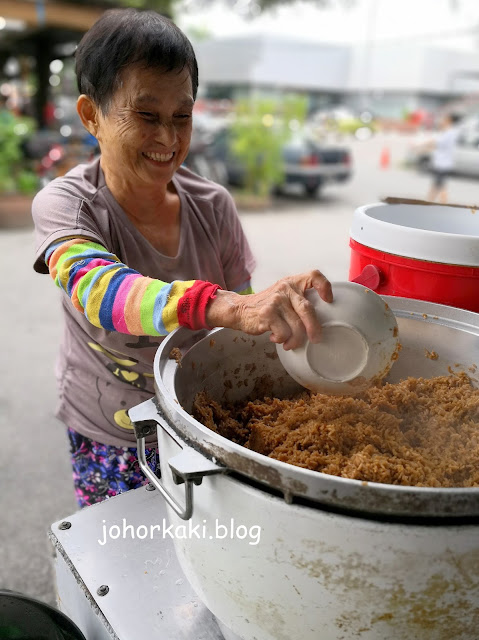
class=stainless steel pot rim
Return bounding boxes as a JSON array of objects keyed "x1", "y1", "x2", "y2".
[{"x1": 153, "y1": 297, "x2": 479, "y2": 517}]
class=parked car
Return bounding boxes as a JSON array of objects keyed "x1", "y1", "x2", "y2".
[
  {"x1": 453, "y1": 129, "x2": 479, "y2": 177},
  {"x1": 280, "y1": 132, "x2": 352, "y2": 195},
  {"x1": 407, "y1": 119, "x2": 479, "y2": 177},
  {"x1": 186, "y1": 127, "x2": 352, "y2": 197},
  {"x1": 183, "y1": 126, "x2": 229, "y2": 185}
]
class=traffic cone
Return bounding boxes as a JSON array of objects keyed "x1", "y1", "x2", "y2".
[{"x1": 380, "y1": 146, "x2": 391, "y2": 169}]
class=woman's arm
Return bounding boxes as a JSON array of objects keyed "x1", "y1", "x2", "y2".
[
  {"x1": 46, "y1": 238, "x2": 221, "y2": 335},
  {"x1": 47, "y1": 238, "x2": 332, "y2": 347}
]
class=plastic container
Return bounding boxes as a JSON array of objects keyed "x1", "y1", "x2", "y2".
[
  {"x1": 349, "y1": 202, "x2": 479, "y2": 311},
  {"x1": 0, "y1": 590, "x2": 86, "y2": 640}
]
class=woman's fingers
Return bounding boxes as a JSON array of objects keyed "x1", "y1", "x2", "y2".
[
  {"x1": 250, "y1": 272, "x2": 331, "y2": 347},
  {"x1": 309, "y1": 270, "x2": 333, "y2": 303},
  {"x1": 269, "y1": 315, "x2": 293, "y2": 346},
  {"x1": 287, "y1": 289, "x2": 321, "y2": 346},
  {"x1": 272, "y1": 299, "x2": 308, "y2": 350}
]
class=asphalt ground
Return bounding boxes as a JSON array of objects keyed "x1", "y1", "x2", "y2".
[{"x1": 2, "y1": 132, "x2": 479, "y2": 608}]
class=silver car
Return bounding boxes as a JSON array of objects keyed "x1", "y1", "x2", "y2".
[
  {"x1": 408, "y1": 120, "x2": 479, "y2": 177},
  {"x1": 452, "y1": 127, "x2": 479, "y2": 176}
]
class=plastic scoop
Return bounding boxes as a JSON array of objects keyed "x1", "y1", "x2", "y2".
[{"x1": 276, "y1": 281, "x2": 399, "y2": 395}]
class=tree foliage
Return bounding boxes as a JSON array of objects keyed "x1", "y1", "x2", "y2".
[
  {"x1": 63, "y1": 0, "x2": 176, "y2": 18},
  {"x1": 63, "y1": 0, "x2": 463, "y2": 20},
  {"x1": 63, "y1": 0, "x2": 356, "y2": 20},
  {"x1": 0, "y1": 110, "x2": 38, "y2": 194},
  {"x1": 230, "y1": 94, "x2": 309, "y2": 196},
  {"x1": 254, "y1": 0, "x2": 355, "y2": 10},
  {"x1": 183, "y1": 0, "x2": 356, "y2": 20},
  {"x1": 115, "y1": 0, "x2": 175, "y2": 16}
]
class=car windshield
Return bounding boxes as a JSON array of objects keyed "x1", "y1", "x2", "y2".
[{"x1": 287, "y1": 131, "x2": 315, "y2": 148}]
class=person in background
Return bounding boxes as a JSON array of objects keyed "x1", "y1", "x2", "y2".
[
  {"x1": 426, "y1": 112, "x2": 462, "y2": 204},
  {"x1": 32, "y1": 8, "x2": 332, "y2": 508}
]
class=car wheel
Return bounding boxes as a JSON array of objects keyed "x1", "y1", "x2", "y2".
[{"x1": 304, "y1": 184, "x2": 321, "y2": 198}]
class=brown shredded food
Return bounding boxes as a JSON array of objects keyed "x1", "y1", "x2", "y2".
[
  {"x1": 192, "y1": 373, "x2": 479, "y2": 488},
  {"x1": 168, "y1": 347, "x2": 183, "y2": 366}
]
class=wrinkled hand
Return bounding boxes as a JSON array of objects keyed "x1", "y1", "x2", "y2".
[{"x1": 206, "y1": 270, "x2": 333, "y2": 351}]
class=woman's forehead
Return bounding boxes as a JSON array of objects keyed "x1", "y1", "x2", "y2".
[
  {"x1": 119, "y1": 64, "x2": 193, "y2": 98},
  {"x1": 134, "y1": 92, "x2": 194, "y2": 109}
]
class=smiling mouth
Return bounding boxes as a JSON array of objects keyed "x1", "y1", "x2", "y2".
[{"x1": 143, "y1": 151, "x2": 175, "y2": 163}]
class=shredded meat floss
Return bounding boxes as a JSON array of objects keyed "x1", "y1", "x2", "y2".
[{"x1": 192, "y1": 373, "x2": 479, "y2": 488}]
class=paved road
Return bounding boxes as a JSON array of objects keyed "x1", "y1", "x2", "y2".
[{"x1": 1, "y1": 132, "x2": 479, "y2": 607}]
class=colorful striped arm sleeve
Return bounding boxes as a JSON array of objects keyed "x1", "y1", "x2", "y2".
[
  {"x1": 233, "y1": 279, "x2": 254, "y2": 295},
  {"x1": 46, "y1": 239, "x2": 221, "y2": 335}
]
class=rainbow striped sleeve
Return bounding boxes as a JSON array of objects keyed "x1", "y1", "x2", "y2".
[
  {"x1": 46, "y1": 239, "x2": 222, "y2": 335},
  {"x1": 233, "y1": 279, "x2": 253, "y2": 295}
]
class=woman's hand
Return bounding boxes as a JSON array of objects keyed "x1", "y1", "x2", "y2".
[{"x1": 206, "y1": 270, "x2": 333, "y2": 350}]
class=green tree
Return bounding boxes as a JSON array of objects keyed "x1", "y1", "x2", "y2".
[
  {"x1": 65, "y1": 0, "x2": 356, "y2": 21},
  {"x1": 230, "y1": 94, "x2": 308, "y2": 196},
  {"x1": 0, "y1": 110, "x2": 38, "y2": 194},
  {"x1": 252, "y1": 0, "x2": 355, "y2": 11},
  {"x1": 115, "y1": 0, "x2": 175, "y2": 15},
  {"x1": 64, "y1": 0, "x2": 176, "y2": 18}
]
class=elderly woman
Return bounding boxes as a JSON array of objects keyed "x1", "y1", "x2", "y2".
[{"x1": 32, "y1": 8, "x2": 332, "y2": 508}]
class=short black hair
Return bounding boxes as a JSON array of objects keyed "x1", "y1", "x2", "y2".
[
  {"x1": 75, "y1": 8, "x2": 198, "y2": 113},
  {"x1": 449, "y1": 113, "x2": 462, "y2": 125}
]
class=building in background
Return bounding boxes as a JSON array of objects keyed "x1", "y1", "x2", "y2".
[
  {"x1": 194, "y1": 35, "x2": 479, "y2": 119},
  {"x1": 3, "y1": 5, "x2": 479, "y2": 130}
]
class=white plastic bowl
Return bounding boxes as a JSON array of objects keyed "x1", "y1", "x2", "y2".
[{"x1": 276, "y1": 281, "x2": 399, "y2": 395}]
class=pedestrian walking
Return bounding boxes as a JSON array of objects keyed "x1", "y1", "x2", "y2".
[{"x1": 426, "y1": 113, "x2": 462, "y2": 204}]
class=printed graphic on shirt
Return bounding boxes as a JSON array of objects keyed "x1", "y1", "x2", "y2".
[
  {"x1": 88, "y1": 341, "x2": 153, "y2": 389},
  {"x1": 88, "y1": 341, "x2": 154, "y2": 431},
  {"x1": 95, "y1": 378, "x2": 151, "y2": 432}
]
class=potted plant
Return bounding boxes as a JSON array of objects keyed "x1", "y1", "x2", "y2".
[{"x1": 0, "y1": 108, "x2": 39, "y2": 228}]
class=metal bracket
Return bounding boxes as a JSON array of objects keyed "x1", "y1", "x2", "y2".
[
  {"x1": 129, "y1": 398, "x2": 227, "y2": 520},
  {"x1": 169, "y1": 448, "x2": 225, "y2": 487},
  {"x1": 128, "y1": 399, "x2": 160, "y2": 439}
]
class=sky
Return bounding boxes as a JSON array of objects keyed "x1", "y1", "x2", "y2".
[{"x1": 178, "y1": 0, "x2": 479, "y2": 51}]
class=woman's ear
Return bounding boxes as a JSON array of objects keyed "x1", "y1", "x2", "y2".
[{"x1": 77, "y1": 95, "x2": 100, "y2": 138}]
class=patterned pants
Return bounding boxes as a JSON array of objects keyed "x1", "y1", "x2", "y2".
[{"x1": 67, "y1": 427, "x2": 158, "y2": 508}]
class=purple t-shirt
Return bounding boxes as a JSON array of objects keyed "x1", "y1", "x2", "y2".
[{"x1": 32, "y1": 157, "x2": 255, "y2": 446}]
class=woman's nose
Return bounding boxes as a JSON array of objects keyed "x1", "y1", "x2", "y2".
[{"x1": 154, "y1": 122, "x2": 177, "y2": 147}]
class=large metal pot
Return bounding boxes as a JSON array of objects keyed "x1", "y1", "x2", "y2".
[{"x1": 130, "y1": 296, "x2": 479, "y2": 640}]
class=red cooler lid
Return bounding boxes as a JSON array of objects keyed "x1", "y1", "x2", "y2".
[{"x1": 350, "y1": 202, "x2": 479, "y2": 266}]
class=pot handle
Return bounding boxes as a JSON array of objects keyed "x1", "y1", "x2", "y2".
[{"x1": 129, "y1": 398, "x2": 227, "y2": 520}]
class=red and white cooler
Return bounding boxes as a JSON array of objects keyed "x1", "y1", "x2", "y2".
[{"x1": 349, "y1": 201, "x2": 479, "y2": 312}]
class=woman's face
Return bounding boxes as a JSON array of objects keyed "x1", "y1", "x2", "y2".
[{"x1": 93, "y1": 64, "x2": 194, "y2": 189}]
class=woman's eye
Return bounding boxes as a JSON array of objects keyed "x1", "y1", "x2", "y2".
[
  {"x1": 138, "y1": 112, "x2": 156, "y2": 119},
  {"x1": 175, "y1": 114, "x2": 192, "y2": 120}
]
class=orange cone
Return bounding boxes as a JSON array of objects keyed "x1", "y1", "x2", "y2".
[{"x1": 380, "y1": 146, "x2": 391, "y2": 169}]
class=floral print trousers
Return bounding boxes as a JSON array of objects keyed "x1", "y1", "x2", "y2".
[{"x1": 67, "y1": 427, "x2": 158, "y2": 508}]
